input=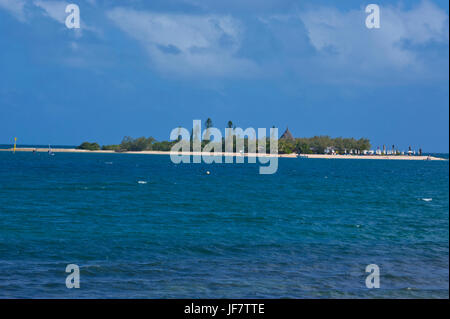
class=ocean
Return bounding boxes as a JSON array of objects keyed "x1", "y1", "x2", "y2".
[{"x1": 0, "y1": 151, "x2": 448, "y2": 298}]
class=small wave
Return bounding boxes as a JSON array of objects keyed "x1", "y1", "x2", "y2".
[
  {"x1": 105, "y1": 162, "x2": 113, "y2": 165},
  {"x1": 137, "y1": 181, "x2": 147, "y2": 184}
]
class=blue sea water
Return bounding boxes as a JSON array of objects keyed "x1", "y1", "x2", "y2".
[{"x1": 0, "y1": 151, "x2": 448, "y2": 298}]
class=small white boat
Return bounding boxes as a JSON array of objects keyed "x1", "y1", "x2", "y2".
[{"x1": 48, "y1": 145, "x2": 55, "y2": 156}]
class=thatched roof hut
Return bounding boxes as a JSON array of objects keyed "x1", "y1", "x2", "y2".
[{"x1": 280, "y1": 127, "x2": 294, "y2": 141}]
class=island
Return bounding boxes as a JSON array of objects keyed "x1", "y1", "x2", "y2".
[{"x1": 2, "y1": 119, "x2": 446, "y2": 161}]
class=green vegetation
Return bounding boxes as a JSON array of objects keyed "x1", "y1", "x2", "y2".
[
  {"x1": 205, "y1": 118, "x2": 213, "y2": 129},
  {"x1": 152, "y1": 141, "x2": 175, "y2": 152},
  {"x1": 85, "y1": 119, "x2": 372, "y2": 155},
  {"x1": 291, "y1": 136, "x2": 371, "y2": 155},
  {"x1": 119, "y1": 136, "x2": 156, "y2": 151},
  {"x1": 103, "y1": 136, "x2": 176, "y2": 152},
  {"x1": 101, "y1": 144, "x2": 120, "y2": 151},
  {"x1": 279, "y1": 139, "x2": 296, "y2": 154},
  {"x1": 77, "y1": 142, "x2": 100, "y2": 151}
]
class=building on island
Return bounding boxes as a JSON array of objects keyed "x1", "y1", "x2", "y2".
[
  {"x1": 280, "y1": 127, "x2": 294, "y2": 141},
  {"x1": 324, "y1": 146, "x2": 337, "y2": 155},
  {"x1": 408, "y1": 146, "x2": 413, "y2": 156}
]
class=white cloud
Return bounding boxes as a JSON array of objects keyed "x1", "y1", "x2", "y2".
[
  {"x1": 3, "y1": 0, "x2": 446, "y2": 84},
  {"x1": 297, "y1": 1, "x2": 449, "y2": 82},
  {"x1": 0, "y1": 0, "x2": 26, "y2": 21},
  {"x1": 106, "y1": 7, "x2": 258, "y2": 78},
  {"x1": 32, "y1": 0, "x2": 100, "y2": 37},
  {"x1": 33, "y1": 0, "x2": 67, "y2": 23},
  {"x1": 397, "y1": 1, "x2": 449, "y2": 45}
]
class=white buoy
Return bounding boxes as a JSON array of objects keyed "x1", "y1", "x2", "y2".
[{"x1": 206, "y1": 171, "x2": 210, "y2": 175}]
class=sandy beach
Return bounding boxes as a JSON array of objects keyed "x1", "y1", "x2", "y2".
[
  {"x1": 298, "y1": 154, "x2": 446, "y2": 161},
  {"x1": 1, "y1": 147, "x2": 446, "y2": 161}
]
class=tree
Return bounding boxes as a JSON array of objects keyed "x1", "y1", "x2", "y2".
[
  {"x1": 205, "y1": 118, "x2": 213, "y2": 141},
  {"x1": 152, "y1": 140, "x2": 176, "y2": 151},
  {"x1": 176, "y1": 126, "x2": 182, "y2": 142},
  {"x1": 295, "y1": 139, "x2": 312, "y2": 154},
  {"x1": 279, "y1": 139, "x2": 295, "y2": 154},
  {"x1": 225, "y1": 120, "x2": 235, "y2": 151},
  {"x1": 119, "y1": 136, "x2": 155, "y2": 151},
  {"x1": 101, "y1": 144, "x2": 120, "y2": 151},
  {"x1": 77, "y1": 142, "x2": 100, "y2": 151}
]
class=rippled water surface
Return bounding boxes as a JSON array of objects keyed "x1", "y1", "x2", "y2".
[{"x1": 0, "y1": 152, "x2": 448, "y2": 298}]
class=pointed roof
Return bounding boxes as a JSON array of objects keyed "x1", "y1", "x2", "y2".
[{"x1": 280, "y1": 127, "x2": 294, "y2": 141}]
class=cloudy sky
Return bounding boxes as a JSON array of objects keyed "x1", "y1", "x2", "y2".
[{"x1": 0, "y1": 0, "x2": 448, "y2": 151}]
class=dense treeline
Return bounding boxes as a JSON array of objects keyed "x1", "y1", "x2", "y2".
[
  {"x1": 77, "y1": 118, "x2": 371, "y2": 154},
  {"x1": 98, "y1": 136, "x2": 175, "y2": 152},
  {"x1": 78, "y1": 135, "x2": 370, "y2": 154},
  {"x1": 281, "y1": 136, "x2": 371, "y2": 154},
  {"x1": 77, "y1": 142, "x2": 100, "y2": 151}
]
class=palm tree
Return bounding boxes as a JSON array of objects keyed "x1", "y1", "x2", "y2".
[
  {"x1": 205, "y1": 118, "x2": 213, "y2": 141},
  {"x1": 226, "y1": 120, "x2": 234, "y2": 140},
  {"x1": 177, "y1": 126, "x2": 182, "y2": 142}
]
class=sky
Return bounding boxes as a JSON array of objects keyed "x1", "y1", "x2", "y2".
[{"x1": 0, "y1": 0, "x2": 448, "y2": 152}]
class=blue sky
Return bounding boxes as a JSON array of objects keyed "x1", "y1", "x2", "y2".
[{"x1": 0, "y1": 0, "x2": 448, "y2": 152}]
